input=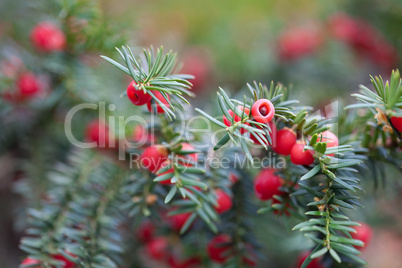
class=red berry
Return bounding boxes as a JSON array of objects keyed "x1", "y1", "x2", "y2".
[
  {"x1": 319, "y1": 130, "x2": 339, "y2": 156},
  {"x1": 214, "y1": 189, "x2": 232, "y2": 214},
  {"x1": 17, "y1": 72, "x2": 41, "y2": 98},
  {"x1": 207, "y1": 234, "x2": 232, "y2": 263},
  {"x1": 140, "y1": 145, "x2": 169, "y2": 173},
  {"x1": 145, "y1": 237, "x2": 170, "y2": 261},
  {"x1": 168, "y1": 212, "x2": 192, "y2": 232},
  {"x1": 126, "y1": 81, "x2": 152, "y2": 105},
  {"x1": 228, "y1": 172, "x2": 239, "y2": 184},
  {"x1": 168, "y1": 255, "x2": 201, "y2": 268},
  {"x1": 157, "y1": 168, "x2": 174, "y2": 185},
  {"x1": 254, "y1": 169, "x2": 284, "y2": 201},
  {"x1": 133, "y1": 124, "x2": 156, "y2": 144},
  {"x1": 223, "y1": 106, "x2": 250, "y2": 134},
  {"x1": 21, "y1": 257, "x2": 41, "y2": 267},
  {"x1": 278, "y1": 24, "x2": 322, "y2": 61},
  {"x1": 85, "y1": 120, "x2": 113, "y2": 148},
  {"x1": 136, "y1": 220, "x2": 155, "y2": 242},
  {"x1": 30, "y1": 22, "x2": 66, "y2": 52},
  {"x1": 329, "y1": 13, "x2": 360, "y2": 44},
  {"x1": 52, "y1": 252, "x2": 76, "y2": 268},
  {"x1": 250, "y1": 121, "x2": 277, "y2": 146},
  {"x1": 391, "y1": 115, "x2": 402, "y2": 133},
  {"x1": 181, "y1": 49, "x2": 209, "y2": 91},
  {"x1": 295, "y1": 251, "x2": 323, "y2": 268},
  {"x1": 251, "y1": 99, "x2": 275, "y2": 123},
  {"x1": 147, "y1": 91, "x2": 170, "y2": 114},
  {"x1": 176, "y1": 143, "x2": 198, "y2": 166},
  {"x1": 351, "y1": 222, "x2": 373, "y2": 250},
  {"x1": 290, "y1": 142, "x2": 315, "y2": 166},
  {"x1": 272, "y1": 128, "x2": 296, "y2": 155}
]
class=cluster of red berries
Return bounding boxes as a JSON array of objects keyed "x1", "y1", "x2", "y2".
[
  {"x1": 207, "y1": 234, "x2": 256, "y2": 266},
  {"x1": 2, "y1": 21, "x2": 66, "y2": 103},
  {"x1": 278, "y1": 23, "x2": 323, "y2": 61},
  {"x1": 223, "y1": 98, "x2": 275, "y2": 137},
  {"x1": 274, "y1": 129, "x2": 338, "y2": 166},
  {"x1": 21, "y1": 252, "x2": 76, "y2": 268},
  {"x1": 0, "y1": 57, "x2": 43, "y2": 103},
  {"x1": 126, "y1": 81, "x2": 170, "y2": 114},
  {"x1": 329, "y1": 13, "x2": 398, "y2": 71},
  {"x1": 277, "y1": 14, "x2": 398, "y2": 71},
  {"x1": 135, "y1": 220, "x2": 201, "y2": 268}
]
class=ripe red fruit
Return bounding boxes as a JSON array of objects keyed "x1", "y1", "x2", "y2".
[
  {"x1": 133, "y1": 124, "x2": 156, "y2": 144},
  {"x1": 21, "y1": 257, "x2": 41, "y2": 267},
  {"x1": 135, "y1": 220, "x2": 155, "y2": 242},
  {"x1": 214, "y1": 189, "x2": 232, "y2": 214},
  {"x1": 145, "y1": 237, "x2": 170, "y2": 261},
  {"x1": 251, "y1": 99, "x2": 275, "y2": 123},
  {"x1": 140, "y1": 145, "x2": 169, "y2": 173},
  {"x1": 351, "y1": 222, "x2": 373, "y2": 250},
  {"x1": 207, "y1": 234, "x2": 232, "y2": 263},
  {"x1": 290, "y1": 142, "x2": 315, "y2": 166},
  {"x1": 168, "y1": 212, "x2": 192, "y2": 232},
  {"x1": 391, "y1": 116, "x2": 402, "y2": 133},
  {"x1": 254, "y1": 169, "x2": 284, "y2": 201},
  {"x1": 30, "y1": 22, "x2": 66, "y2": 52},
  {"x1": 126, "y1": 81, "x2": 152, "y2": 105},
  {"x1": 85, "y1": 120, "x2": 114, "y2": 148},
  {"x1": 52, "y1": 252, "x2": 76, "y2": 268},
  {"x1": 176, "y1": 143, "x2": 198, "y2": 166},
  {"x1": 319, "y1": 130, "x2": 339, "y2": 156},
  {"x1": 272, "y1": 128, "x2": 296, "y2": 155},
  {"x1": 328, "y1": 13, "x2": 360, "y2": 44},
  {"x1": 168, "y1": 255, "x2": 201, "y2": 268},
  {"x1": 228, "y1": 172, "x2": 239, "y2": 184},
  {"x1": 295, "y1": 251, "x2": 323, "y2": 268},
  {"x1": 156, "y1": 168, "x2": 174, "y2": 185},
  {"x1": 181, "y1": 49, "x2": 209, "y2": 91},
  {"x1": 278, "y1": 24, "x2": 322, "y2": 61},
  {"x1": 17, "y1": 72, "x2": 42, "y2": 98},
  {"x1": 223, "y1": 106, "x2": 250, "y2": 134},
  {"x1": 250, "y1": 121, "x2": 277, "y2": 146},
  {"x1": 147, "y1": 91, "x2": 170, "y2": 114}
]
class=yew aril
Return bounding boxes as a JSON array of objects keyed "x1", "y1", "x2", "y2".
[
  {"x1": 391, "y1": 115, "x2": 402, "y2": 133},
  {"x1": 290, "y1": 142, "x2": 315, "y2": 166},
  {"x1": 147, "y1": 91, "x2": 170, "y2": 114},
  {"x1": 223, "y1": 106, "x2": 250, "y2": 134},
  {"x1": 272, "y1": 128, "x2": 296, "y2": 156},
  {"x1": 319, "y1": 130, "x2": 339, "y2": 156},
  {"x1": 254, "y1": 169, "x2": 284, "y2": 201},
  {"x1": 140, "y1": 145, "x2": 169, "y2": 173},
  {"x1": 145, "y1": 237, "x2": 170, "y2": 261},
  {"x1": 207, "y1": 234, "x2": 232, "y2": 263},
  {"x1": 251, "y1": 99, "x2": 275, "y2": 123},
  {"x1": 30, "y1": 22, "x2": 66, "y2": 52},
  {"x1": 250, "y1": 121, "x2": 277, "y2": 146},
  {"x1": 17, "y1": 72, "x2": 42, "y2": 98},
  {"x1": 351, "y1": 222, "x2": 373, "y2": 250},
  {"x1": 85, "y1": 120, "x2": 114, "y2": 148},
  {"x1": 295, "y1": 251, "x2": 323, "y2": 268},
  {"x1": 127, "y1": 81, "x2": 152, "y2": 105},
  {"x1": 214, "y1": 189, "x2": 232, "y2": 214}
]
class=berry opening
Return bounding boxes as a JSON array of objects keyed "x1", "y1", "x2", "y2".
[{"x1": 259, "y1": 105, "x2": 269, "y2": 116}]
